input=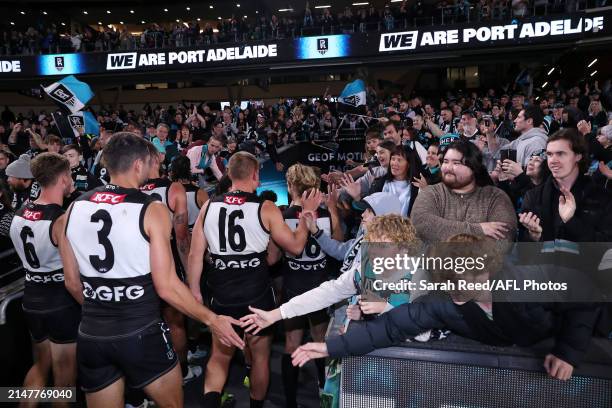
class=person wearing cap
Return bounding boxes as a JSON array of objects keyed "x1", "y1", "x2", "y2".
[
  {"x1": 458, "y1": 110, "x2": 479, "y2": 140},
  {"x1": 239, "y1": 192, "x2": 408, "y2": 332},
  {"x1": 549, "y1": 102, "x2": 565, "y2": 134},
  {"x1": 5, "y1": 153, "x2": 39, "y2": 209}
]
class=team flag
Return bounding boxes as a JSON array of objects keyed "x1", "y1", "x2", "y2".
[
  {"x1": 42, "y1": 75, "x2": 94, "y2": 114},
  {"x1": 338, "y1": 79, "x2": 367, "y2": 114}
]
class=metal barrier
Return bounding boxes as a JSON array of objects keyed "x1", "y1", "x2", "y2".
[
  {"x1": 340, "y1": 335, "x2": 612, "y2": 408},
  {"x1": 0, "y1": 248, "x2": 24, "y2": 325}
]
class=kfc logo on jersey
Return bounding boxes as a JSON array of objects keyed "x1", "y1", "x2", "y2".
[
  {"x1": 22, "y1": 209, "x2": 43, "y2": 221},
  {"x1": 140, "y1": 183, "x2": 156, "y2": 191},
  {"x1": 90, "y1": 192, "x2": 127, "y2": 204},
  {"x1": 224, "y1": 195, "x2": 246, "y2": 205}
]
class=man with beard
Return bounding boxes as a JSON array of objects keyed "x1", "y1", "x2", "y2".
[
  {"x1": 411, "y1": 140, "x2": 517, "y2": 243},
  {"x1": 490, "y1": 106, "x2": 547, "y2": 168},
  {"x1": 426, "y1": 108, "x2": 456, "y2": 138},
  {"x1": 6, "y1": 153, "x2": 40, "y2": 209}
]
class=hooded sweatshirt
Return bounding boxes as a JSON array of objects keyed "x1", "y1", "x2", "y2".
[{"x1": 506, "y1": 127, "x2": 548, "y2": 168}]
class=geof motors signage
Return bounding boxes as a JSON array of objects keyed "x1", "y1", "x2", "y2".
[{"x1": 0, "y1": 11, "x2": 608, "y2": 78}]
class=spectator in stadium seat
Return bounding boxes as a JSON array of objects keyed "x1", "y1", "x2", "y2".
[
  {"x1": 519, "y1": 129, "x2": 612, "y2": 243},
  {"x1": 588, "y1": 100, "x2": 608, "y2": 130},
  {"x1": 186, "y1": 133, "x2": 226, "y2": 192},
  {"x1": 177, "y1": 125, "x2": 193, "y2": 150},
  {"x1": 0, "y1": 149, "x2": 11, "y2": 182},
  {"x1": 382, "y1": 121, "x2": 402, "y2": 146},
  {"x1": 61, "y1": 144, "x2": 97, "y2": 193},
  {"x1": 413, "y1": 142, "x2": 442, "y2": 188},
  {"x1": 151, "y1": 123, "x2": 179, "y2": 164},
  {"x1": 5, "y1": 153, "x2": 36, "y2": 209},
  {"x1": 411, "y1": 140, "x2": 516, "y2": 243},
  {"x1": 319, "y1": 111, "x2": 337, "y2": 137},
  {"x1": 458, "y1": 110, "x2": 479, "y2": 140},
  {"x1": 334, "y1": 139, "x2": 393, "y2": 201},
  {"x1": 489, "y1": 106, "x2": 548, "y2": 168},
  {"x1": 364, "y1": 145, "x2": 420, "y2": 217}
]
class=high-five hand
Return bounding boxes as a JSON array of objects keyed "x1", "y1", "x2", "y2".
[
  {"x1": 291, "y1": 342, "x2": 329, "y2": 367},
  {"x1": 239, "y1": 306, "x2": 282, "y2": 335}
]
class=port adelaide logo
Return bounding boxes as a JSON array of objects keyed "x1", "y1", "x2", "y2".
[
  {"x1": 54, "y1": 56, "x2": 65, "y2": 71},
  {"x1": 317, "y1": 38, "x2": 329, "y2": 55}
]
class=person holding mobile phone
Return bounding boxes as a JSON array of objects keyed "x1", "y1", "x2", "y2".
[{"x1": 491, "y1": 106, "x2": 548, "y2": 168}]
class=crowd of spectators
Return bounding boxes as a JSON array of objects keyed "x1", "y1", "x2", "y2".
[
  {"x1": 1, "y1": 0, "x2": 603, "y2": 56},
  {"x1": 0, "y1": 71, "x2": 611, "y2": 405},
  {"x1": 0, "y1": 76, "x2": 610, "y2": 209}
]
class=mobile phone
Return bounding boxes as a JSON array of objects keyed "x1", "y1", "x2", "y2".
[
  {"x1": 484, "y1": 118, "x2": 491, "y2": 127},
  {"x1": 500, "y1": 149, "x2": 517, "y2": 162}
]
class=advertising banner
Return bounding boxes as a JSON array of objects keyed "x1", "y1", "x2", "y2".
[{"x1": 0, "y1": 11, "x2": 609, "y2": 79}]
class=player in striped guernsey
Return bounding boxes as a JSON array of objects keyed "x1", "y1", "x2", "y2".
[
  {"x1": 267, "y1": 163, "x2": 344, "y2": 408},
  {"x1": 169, "y1": 155, "x2": 208, "y2": 232},
  {"x1": 57, "y1": 133, "x2": 244, "y2": 408},
  {"x1": 188, "y1": 152, "x2": 322, "y2": 408},
  {"x1": 9, "y1": 152, "x2": 80, "y2": 403},
  {"x1": 140, "y1": 149, "x2": 196, "y2": 382}
]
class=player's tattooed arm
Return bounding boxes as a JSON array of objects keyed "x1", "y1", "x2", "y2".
[{"x1": 171, "y1": 182, "x2": 191, "y2": 270}]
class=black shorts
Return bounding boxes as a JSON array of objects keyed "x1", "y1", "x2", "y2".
[
  {"x1": 24, "y1": 304, "x2": 80, "y2": 344},
  {"x1": 77, "y1": 321, "x2": 178, "y2": 393},
  {"x1": 208, "y1": 286, "x2": 277, "y2": 337},
  {"x1": 283, "y1": 288, "x2": 330, "y2": 332}
]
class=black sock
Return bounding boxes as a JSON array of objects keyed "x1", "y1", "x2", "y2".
[
  {"x1": 201, "y1": 391, "x2": 222, "y2": 408},
  {"x1": 315, "y1": 358, "x2": 326, "y2": 389},
  {"x1": 250, "y1": 398, "x2": 265, "y2": 408},
  {"x1": 281, "y1": 354, "x2": 299, "y2": 408}
]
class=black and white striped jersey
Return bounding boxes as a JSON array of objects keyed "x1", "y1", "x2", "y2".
[
  {"x1": 183, "y1": 183, "x2": 201, "y2": 230},
  {"x1": 140, "y1": 178, "x2": 172, "y2": 210},
  {"x1": 66, "y1": 184, "x2": 160, "y2": 338},
  {"x1": 281, "y1": 205, "x2": 332, "y2": 295},
  {"x1": 202, "y1": 191, "x2": 270, "y2": 305},
  {"x1": 10, "y1": 202, "x2": 75, "y2": 312}
]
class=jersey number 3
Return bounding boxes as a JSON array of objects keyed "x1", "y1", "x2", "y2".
[
  {"x1": 218, "y1": 208, "x2": 246, "y2": 252},
  {"x1": 89, "y1": 209, "x2": 115, "y2": 273}
]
